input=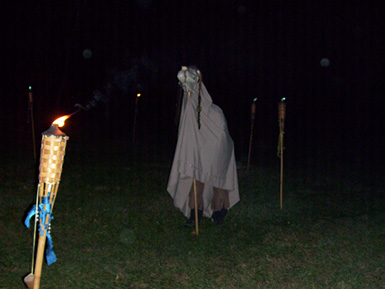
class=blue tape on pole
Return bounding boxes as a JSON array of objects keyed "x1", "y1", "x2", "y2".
[
  {"x1": 38, "y1": 202, "x2": 52, "y2": 235},
  {"x1": 24, "y1": 205, "x2": 36, "y2": 228},
  {"x1": 37, "y1": 195, "x2": 57, "y2": 265}
]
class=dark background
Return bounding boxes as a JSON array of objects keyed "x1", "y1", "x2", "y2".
[{"x1": 2, "y1": 1, "x2": 384, "y2": 179}]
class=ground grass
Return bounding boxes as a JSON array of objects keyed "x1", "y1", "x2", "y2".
[{"x1": 0, "y1": 142, "x2": 384, "y2": 288}]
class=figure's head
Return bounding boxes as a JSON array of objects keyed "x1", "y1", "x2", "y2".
[{"x1": 177, "y1": 65, "x2": 201, "y2": 93}]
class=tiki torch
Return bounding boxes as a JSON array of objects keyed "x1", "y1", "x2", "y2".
[
  {"x1": 247, "y1": 98, "x2": 257, "y2": 170},
  {"x1": 24, "y1": 115, "x2": 70, "y2": 289},
  {"x1": 132, "y1": 92, "x2": 141, "y2": 143},
  {"x1": 277, "y1": 98, "x2": 286, "y2": 210}
]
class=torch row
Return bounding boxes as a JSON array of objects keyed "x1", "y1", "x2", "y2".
[{"x1": 247, "y1": 98, "x2": 287, "y2": 210}]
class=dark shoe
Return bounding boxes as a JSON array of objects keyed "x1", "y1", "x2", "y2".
[
  {"x1": 211, "y1": 211, "x2": 220, "y2": 223},
  {"x1": 184, "y1": 209, "x2": 203, "y2": 227},
  {"x1": 212, "y1": 208, "x2": 227, "y2": 226}
]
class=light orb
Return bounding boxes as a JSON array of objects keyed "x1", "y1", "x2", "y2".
[
  {"x1": 320, "y1": 58, "x2": 330, "y2": 67},
  {"x1": 82, "y1": 49, "x2": 93, "y2": 59}
]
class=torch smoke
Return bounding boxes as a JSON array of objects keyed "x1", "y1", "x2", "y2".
[{"x1": 75, "y1": 90, "x2": 107, "y2": 111}]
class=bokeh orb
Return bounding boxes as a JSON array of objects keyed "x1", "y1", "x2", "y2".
[
  {"x1": 82, "y1": 49, "x2": 93, "y2": 59},
  {"x1": 320, "y1": 58, "x2": 330, "y2": 67}
]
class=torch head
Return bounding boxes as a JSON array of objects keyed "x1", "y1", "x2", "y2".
[
  {"x1": 278, "y1": 99, "x2": 286, "y2": 128},
  {"x1": 39, "y1": 115, "x2": 70, "y2": 183},
  {"x1": 39, "y1": 130, "x2": 69, "y2": 183},
  {"x1": 42, "y1": 124, "x2": 66, "y2": 137},
  {"x1": 28, "y1": 86, "x2": 33, "y2": 102},
  {"x1": 42, "y1": 114, "x2": 73, "y2": 136},
  {"x1": 250, "y1": 98, "x2": 258, "y2": 121},
  {"x1": 251, "y1": 102, "x2": 256, "y2": 116}
]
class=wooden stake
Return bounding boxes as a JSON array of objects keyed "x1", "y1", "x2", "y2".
[
  {"x1": 278, "y1": 100, "x2": 286, "y2": 210},
  {"x1": 193, "y1": 178, "x2": 199, "y2": 235},
  {"x1": 28, "y1": 86, "x2": 37, "y2": 164},
  {"x1": 279, "y1": 129, "x2": 284, "y2": 210},
  {"x1": 132, "y1": 93, "x2": 141, "y2": 143},
  {"x1": 247, "y1": 101, "x2": 256, "y2": 170}
]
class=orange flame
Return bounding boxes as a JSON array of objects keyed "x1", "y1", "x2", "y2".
[{"x1": 52, "y1": 115, "x2": 70, "y2": 127}]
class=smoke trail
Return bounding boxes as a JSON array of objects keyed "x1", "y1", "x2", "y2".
[
  {"x1": 69, "y1": 56, "x2": 157, "y2": 116},
  {"x1": 74, "y1": 89, "x2": 107, "y2": 111},
  {"x1": 108, "y1": 57, "x2": 158, "y2": 96}
]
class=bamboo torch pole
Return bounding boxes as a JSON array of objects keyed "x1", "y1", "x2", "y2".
[
  {"x1": 278, "y1": 98, "x2": 286, "y2": 210},
  {"x1": 28, "y1": 86, "x2": 37, "y2": 164},
  {"x1": 247, "y1": 98, "x2": 257, "y2": 170},
  {"x1": 132, "y1": 93, "x2": 141, "y2": 143}
]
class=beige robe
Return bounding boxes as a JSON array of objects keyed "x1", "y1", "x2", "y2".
[{"x1": 167, "y1": 67, "x2": 240, "y2": 218}]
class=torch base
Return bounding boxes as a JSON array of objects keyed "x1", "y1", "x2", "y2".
[{"x1": 24, "y1": 273, "x2": 34, "y2": 289}]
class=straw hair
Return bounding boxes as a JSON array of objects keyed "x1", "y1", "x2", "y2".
[{"x1": 39, "y1": 135, "x2": 69, "y2": 183}]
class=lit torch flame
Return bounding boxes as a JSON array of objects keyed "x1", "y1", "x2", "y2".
[{"x1": 52, "y1": 115, "x2": 70, "y2": 127}]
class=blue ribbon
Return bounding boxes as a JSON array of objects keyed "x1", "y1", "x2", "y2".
[
  {"x1": 45, "y1": 232, "x2": 57, "y2": 265},
  {"x1": 24, "y1": 195, "x2": 57, "y2": 265},
  {"x1": 24, "y1": 205, "x2": 37, "y2": 229}
]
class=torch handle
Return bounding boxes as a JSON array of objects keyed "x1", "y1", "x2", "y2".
[
  {"x1": 280, "y1": 132, "x2": 284, "y2": 210},
  {"x1": 247, "y1": 122, "x2": 255, "y2": 170},
  {"x1": 33, "y1": 189, "x2": 52, "y2": 289},
  {"x1": 278, "y1": 101, "x2": 286, "y2": 210},
  {"x1": 28, "y1": 90, "x2": 37, "y2": 163},
  {"x1": 132, "y1": 96, "x2": 140, "y2": 143},
  {"x1": 33, "y1": 234, "x2": 47, "y2": 289}
]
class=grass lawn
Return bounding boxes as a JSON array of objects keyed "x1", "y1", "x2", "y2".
[{"x1": 1, "y1": 141, "x2": 384, "y2": 288}]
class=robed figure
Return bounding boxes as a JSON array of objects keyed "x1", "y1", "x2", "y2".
[{"x1": 167, "y1": 66, "x2": 240, "y2": 226}]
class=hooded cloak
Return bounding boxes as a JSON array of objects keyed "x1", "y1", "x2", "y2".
[{"x1": 167, "y1": 66, "x2": 240, "y2": 217}]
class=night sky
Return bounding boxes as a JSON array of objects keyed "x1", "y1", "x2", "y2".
[{"x1": 2, "y1": 1, "x2": 384, "y2": 175}]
